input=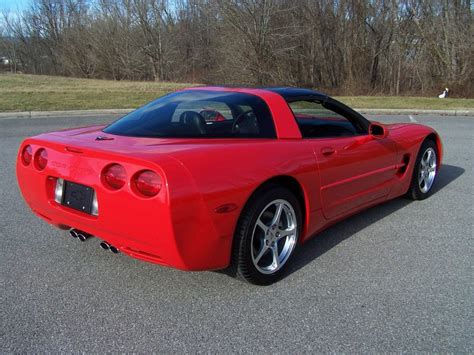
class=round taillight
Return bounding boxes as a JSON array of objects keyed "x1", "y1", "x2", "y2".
[
  {"x1": 133, "y1": 170, "x2": 162, "y2": 197},
  {"x1": 21, "y1": 145, "x2": 33, "y2": 165},
  {"x1": 35, "y1": 148, "x2": 48, "y2": 170},
  {"x1": 103, "y1": 164, "x2": 127, "y2": 190}
]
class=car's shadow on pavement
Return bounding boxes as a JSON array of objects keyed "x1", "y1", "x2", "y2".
[{"x1": 285, "y1": 164, "x2": 465, "y2": 277}]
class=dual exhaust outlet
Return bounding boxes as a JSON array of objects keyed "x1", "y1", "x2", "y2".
[
  {"x1": 69, "y1": 229, "x2": 91, "y2": 242},
  {"x1": 99, "y1": 241, "x2": 119, "y2": 254},
  {"x1": 69, "y1": 228, "x2": 119, "y2": 254}
]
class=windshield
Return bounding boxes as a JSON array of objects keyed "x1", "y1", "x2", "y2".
[{"x1": 103, "y1": 90, "x2": 276, "y2": 138}]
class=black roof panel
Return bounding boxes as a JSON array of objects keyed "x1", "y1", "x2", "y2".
[{"x1": 263, "y1": 87, "x2": 328, "y2": 100}]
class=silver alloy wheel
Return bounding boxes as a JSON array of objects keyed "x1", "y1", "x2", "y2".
[
  {"x1": 251, "y1": 199, "x2": 298, "y2": 274},
  {"x1": 418, "y1": 147, "x2": 437, "y2": 193}
]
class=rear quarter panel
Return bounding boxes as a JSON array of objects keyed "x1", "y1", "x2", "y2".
[{"x1": 166, "y1": 139, "x2": 321, "y2": 268}]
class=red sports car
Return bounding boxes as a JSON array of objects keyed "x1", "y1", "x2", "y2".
[{"x1": 16, "y1": 87, "x2": 442, "y2": 285}]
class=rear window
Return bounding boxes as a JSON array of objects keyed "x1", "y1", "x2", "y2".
[{"x1": 103, "y1": 90, "x2": 276, "y2": 138}]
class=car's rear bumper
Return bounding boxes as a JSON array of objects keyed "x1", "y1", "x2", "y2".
[
  {"x1": 16, "y1": 138, "x2": 233, "y2": 271},
  {"x1": 29, "y1": 204, "x2": 172, "y2": 266}
]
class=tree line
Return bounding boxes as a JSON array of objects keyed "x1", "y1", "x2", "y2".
[{"x1": 1, "y1": 0, "x2": 472, "y2": 96}]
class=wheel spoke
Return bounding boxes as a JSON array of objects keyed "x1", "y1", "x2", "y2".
[
  {"x1": 426, "y1": 150, "x2": 432, "y2": 165},
  {"x1": 256, "y1": 219, "x2": 268, "y2": 233},
  {"x1": 254, "y1": 244, "x2": 269, "y2": 264},
  {"x1": 418, "y1": 174, "x2": 425, "y2": 186},
  {"x1": 271, "y1": 245, "x2": 280, "y2": 268},
  {"x1": 271, "y1": 203, "x2": 284, "y2": 226}
]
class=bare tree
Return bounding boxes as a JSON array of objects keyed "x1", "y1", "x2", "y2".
[{"x1": 0, "y1": 0, "x2": 472, "y2": 96}]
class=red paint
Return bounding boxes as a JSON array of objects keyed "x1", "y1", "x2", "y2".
[{"x1": 16, "y1": 87, "x2": 442, "y2": 271}]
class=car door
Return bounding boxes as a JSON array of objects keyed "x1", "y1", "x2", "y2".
[{"x1": 289, "y1": 98, "x2": 399, "y2": 220}]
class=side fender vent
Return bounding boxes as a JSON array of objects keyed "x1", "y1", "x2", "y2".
[{"x1": 397, "y1": 154, "x2": 411, "y2": 176}]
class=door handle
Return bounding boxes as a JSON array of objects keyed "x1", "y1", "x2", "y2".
[{"x1": 321, "y1": 147, "x2": 335, "y2": 156}]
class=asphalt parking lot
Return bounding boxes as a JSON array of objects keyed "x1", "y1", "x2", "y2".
[{"x1": 1, "y1": 113, "x2": 472, "y2": 352}]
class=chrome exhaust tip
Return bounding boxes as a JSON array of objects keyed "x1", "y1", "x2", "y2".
[
  {"x1": 71, "y1": 229, "x2": 91, "y2": 242},
  {"x1": 99, "y1": 241, "x2": 110, "y2": 250},
  {"x1": 77, "y1": 233, "x2": 91, "y2": 242},
  {"x1": 109, "y1": 246, "x2": 119, "y2": 254}
]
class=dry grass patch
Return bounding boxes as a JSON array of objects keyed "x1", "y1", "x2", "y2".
[
  {"x1": 1, "y1": 74, "x2": 473, "y2": 112},
  {"x1": 0, "y1": 74, "x2": 194, "y2": 111}
]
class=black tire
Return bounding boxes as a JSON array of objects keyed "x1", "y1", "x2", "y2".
[
  {"x1": 406, "y1": 138, "x2": 439, "y2": 200},
  {"x1": 230, "y1": 185, "x2": 302, "y2": 285}
]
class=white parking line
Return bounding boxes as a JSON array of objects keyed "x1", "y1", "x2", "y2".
[{"x1": 408, "y1": 115, "x2": 417, "y2": 123}]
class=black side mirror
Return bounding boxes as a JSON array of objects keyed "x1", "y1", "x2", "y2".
[{"x1": 369, "y1": 123, "x2": 387, "y2": 139}]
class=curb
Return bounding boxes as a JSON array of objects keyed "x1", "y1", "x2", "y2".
[
  {"x1": 355, "y1": 108, "x2": 473, "y2": 116},
  {"x1": 0, "y1": 108, "x2": 473, "y2": 120},
  {"x1": 0, "y1": 108, "x2": 134, "y2": 120}
]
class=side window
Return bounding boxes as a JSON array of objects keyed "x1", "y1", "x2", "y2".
[{"x1": 289, "y1": 100, "x2": 360, "y2": 138}]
